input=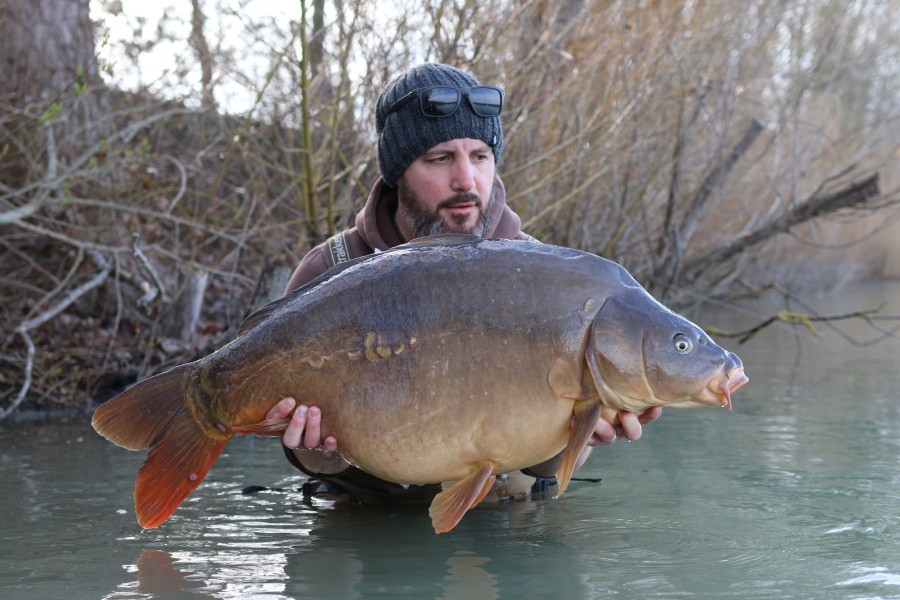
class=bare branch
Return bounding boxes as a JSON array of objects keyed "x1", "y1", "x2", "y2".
[
  {"x1": 162, "y1": 155, "x2": 189, "y2": 214},
  {"x1": 132, "y1": 233, "x2": 169, "y2": 307},
  {"x1": 0, "y1": 330, "x2": 35, "y2": 422},
  {"x1": 1, "y1": 252, "x2": 112, "y2": 421},
  {"x1": 16, "y1": 251, "x2": 112, "y2": 332},
  {"x1": 678, "y1": 174, "x2": 882, "y2": 287},
  {"x1": 706, "y1": 306, "x2": 887, "y2": 344}
]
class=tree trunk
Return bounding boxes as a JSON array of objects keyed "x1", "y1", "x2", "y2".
[
  {"x1": 190, "y1": 0, "x2": 216, "y2": 111},
  {"x1": 0, "y1": 0, "x2": 100, "y2": 100},
  {"x1": 0, "y1": 0, "x2": 108, "y2": 170}
]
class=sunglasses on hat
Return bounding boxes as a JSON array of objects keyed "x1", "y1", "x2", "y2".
[{"x1": 385, "y1": 85, "x2": 504, "y2": 119}]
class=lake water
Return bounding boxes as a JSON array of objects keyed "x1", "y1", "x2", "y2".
[{"x1": 1, "y1": 283, "x2": 898, "y2": 599}]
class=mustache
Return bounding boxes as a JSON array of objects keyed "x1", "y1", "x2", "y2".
[{"x1": 437, "y1": 193, "x2": 482, "y2": 210}]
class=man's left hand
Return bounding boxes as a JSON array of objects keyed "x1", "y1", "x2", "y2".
[{"x1": 588, "y1": 407, "x2": 663, "y2": 446}]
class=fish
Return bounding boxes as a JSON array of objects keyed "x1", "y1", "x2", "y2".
[{"x1": 92, "y1": 235, "x2": 748, "y2": 534}]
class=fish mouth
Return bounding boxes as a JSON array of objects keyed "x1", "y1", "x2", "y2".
[{"x1": 706, "y1": 366, "x2": 749, "y2": 410}]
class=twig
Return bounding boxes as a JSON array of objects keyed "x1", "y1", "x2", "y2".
[
  {"x1": 14, "y1": 219, "x2": 129, "y2": 254},
  {"x1": 162, "y1": 154, "x2": 189, "y2": 214},
  {"x1": 0, "y1": 331, "x2": 35, "y2": 421},
  {"x1": 0, "y1": 123, "x2": 56, "y2": 225},
  {"x1": 0, "y1": 108, "x2": 202, "y2": 206},
  {"x1": 132, "y1": 233, "x2": 169, "y2": 306},
  {"x1": 69, "y1": 196, "x2": 244, "y2": 245},
  {"x1": 705, "y1": 306, "x2": 894, "y2": 345}
]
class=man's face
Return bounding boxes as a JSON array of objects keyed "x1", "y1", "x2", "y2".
[{"x1": 396, "y1": 138, "x2": 496, "y2": 240}]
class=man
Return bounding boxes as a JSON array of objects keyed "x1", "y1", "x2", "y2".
[{"x1": 265, "y1": 63, "x2": 660, "y2": 504}]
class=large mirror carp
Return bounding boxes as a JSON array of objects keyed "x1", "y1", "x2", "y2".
[{"x1": 93, "y1": 235, "x2": 748, "y2": 533}]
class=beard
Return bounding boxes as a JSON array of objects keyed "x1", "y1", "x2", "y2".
[{"x1": 397, "y1": 182, "x2": 496, "y2": 239}]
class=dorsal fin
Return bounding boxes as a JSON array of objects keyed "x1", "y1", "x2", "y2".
[
  {"x1": 238, "y1": 234, "x2": 483, "y2": 336},
  {"x1": 238, "y1": 251, "x2": 380, "y2": 336},
  {"x1": 238, "y1": 289, "x2": 305, "y2": 336}
]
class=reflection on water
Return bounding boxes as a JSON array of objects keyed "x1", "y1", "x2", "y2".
[{"x1": 0, "y1": 282, "x2": 898, "y2": 599}]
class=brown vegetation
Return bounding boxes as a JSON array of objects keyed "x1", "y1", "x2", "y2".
[{"x1": 1, "y1": 0, "x2": 898, "y2": 417}]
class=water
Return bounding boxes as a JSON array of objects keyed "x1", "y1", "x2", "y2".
[{"x1": 1, "y1": 283, "x2": 898, "y2": 599}]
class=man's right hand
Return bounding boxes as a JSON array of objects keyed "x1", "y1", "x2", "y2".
[
  {"x1": 267, "y1": 398, "x2": 350, "y2": 476},
  {"x1": 265, "y1": 397, "x2": 338, "y2": 452}
]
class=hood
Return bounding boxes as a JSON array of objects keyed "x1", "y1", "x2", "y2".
[{"x1": 354, "y1": 175, "x2": 522, "y2": 251}]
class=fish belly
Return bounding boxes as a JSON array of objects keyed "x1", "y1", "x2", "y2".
[{"x1": 201, "y1": 239, "x2": 606, "y2": 485}]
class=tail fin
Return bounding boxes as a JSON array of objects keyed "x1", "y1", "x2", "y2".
[
  {"x1": 91, "y1": 364, "x2": 229, "y2": 528},
  {"x1": 133, "y1": 407, "x2": 228, "y2": 528},
  {"x1": 92, "y1": 365, "x2": 193, "y2": 450}
]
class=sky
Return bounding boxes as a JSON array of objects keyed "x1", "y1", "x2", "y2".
[
  {"x1": 91, "y1": 0, "x2": 311, "y2": 113},
  {"x1": 90, "y1": 0, "x2": 401, "y2": 116}
]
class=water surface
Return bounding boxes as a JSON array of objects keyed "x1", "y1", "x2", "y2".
[{"x1": 1, "y1": 283, "x2": 898, "y2": 599}]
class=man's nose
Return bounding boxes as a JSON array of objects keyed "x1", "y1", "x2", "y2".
[{"x1": 451, "y1": 160, "x2": 476, "y2": 192}]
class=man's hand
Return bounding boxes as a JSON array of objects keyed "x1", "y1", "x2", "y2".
[
  {"x1": 267, "y1": 397, "x2": 349, "y2": 475},
  {"x1": 265, "y1": 397, "x2": 338, "y2": 452},
  {"x1": 524, "y1": 407, "x2": 665, "y2": 477},
  {"x1": 588, "y1": 407, "x2": 663, "y2": 447}
]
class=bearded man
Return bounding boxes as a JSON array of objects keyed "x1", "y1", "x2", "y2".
[{"x1": 267, "y1": 63, "x2": 660, "y2": 504}]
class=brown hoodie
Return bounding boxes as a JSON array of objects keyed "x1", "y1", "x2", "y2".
[{"x1": 284, "y1": 175, "x2": 529, "y2": 294}]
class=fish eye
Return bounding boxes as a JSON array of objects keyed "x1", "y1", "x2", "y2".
[{"x1": 673, "y1": 334, "x2": 693, "y2": 353}]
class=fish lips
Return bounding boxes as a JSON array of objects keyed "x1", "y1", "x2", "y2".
[{"x1": 700, "y1": 365, "x2": 749, "y2": 410}]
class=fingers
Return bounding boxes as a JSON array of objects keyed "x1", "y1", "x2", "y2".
[
  {"x1": 638, "y1": 406, "x2": 663, "y2": 425},
  {"x1": 266, "y1": 396, "x2": 296, "y2": 421},
  {"x1": 281, "y1": 403, "x2": 338, "y2": 452},
  {"x1": 618, "y1": 410, "x2": 642, "y2": 441},
  {"x1": 588, "y1": 417, "x2": 618, "y2": 446},
  {"x1": 282, "y1": 404, "x2": 308, "y2": 449},
  {"x1": 587, "y1": 407, "x2": 663, "y2": 447},
  {"x1": 303, "y1": 406, "x2": 322, "y2": 448}
]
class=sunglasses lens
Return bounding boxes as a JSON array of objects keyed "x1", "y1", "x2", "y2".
[
  {"x1": 468, "y1": 87, "x2": 503, "y2": 116},
  {"x1": 421, "y1": 87, "x2": 460, "y2": 117}
]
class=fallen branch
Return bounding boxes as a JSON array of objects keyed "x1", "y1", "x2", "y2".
[
  {"x1": 0, "y1": 330, "x2": 35, "y2": 422},
  {"x1": 0, "y1": 251, "x2": 112, "y2": 421}
]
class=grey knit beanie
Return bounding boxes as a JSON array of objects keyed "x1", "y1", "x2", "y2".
[{"x1": 375, "y1": 63, "x2": 504, "y2": 186}]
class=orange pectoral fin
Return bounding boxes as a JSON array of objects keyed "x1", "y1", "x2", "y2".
[
  {"x1": 134, "y1": 411, "x2": 229, "y2": 529},
  {"x1": 555, "y1": 399, "x2": 601, "y2": 498},
  {"x1": 428, "y1": 462, "x2": 496, "y2": 534},
  {"x1": 230, "y1": 417, "x2": 291, "y2": 436}
]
